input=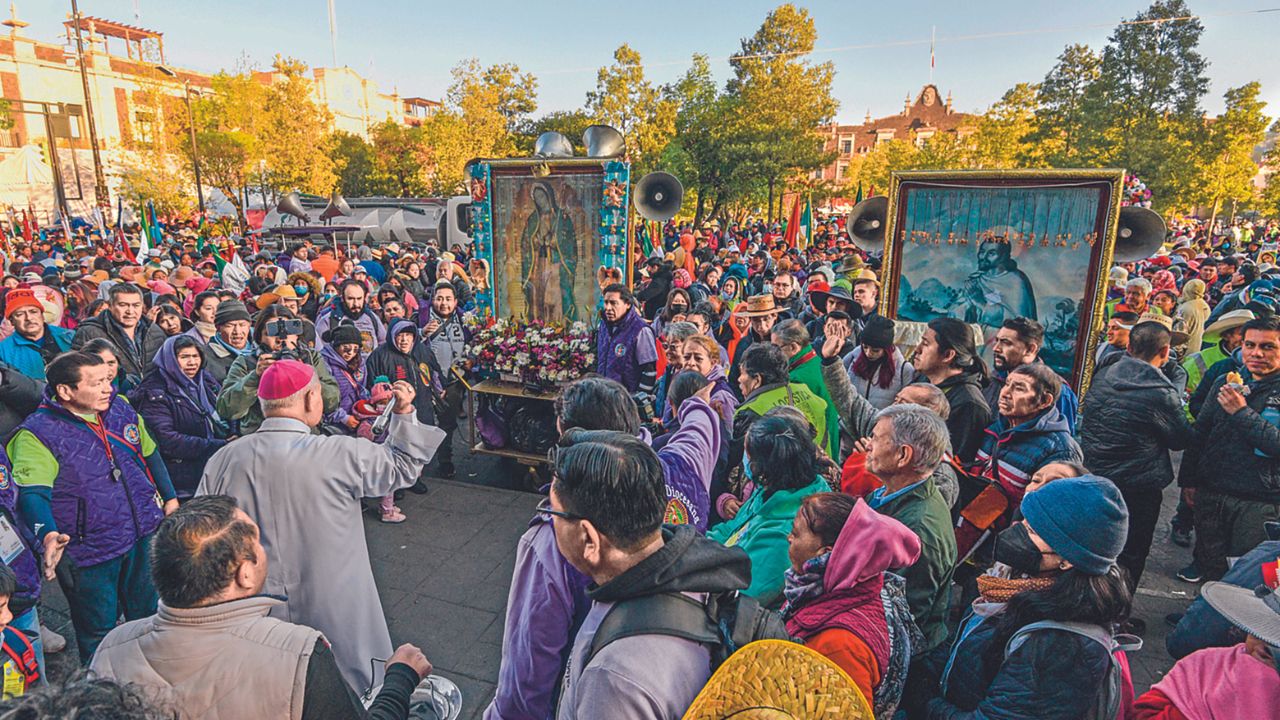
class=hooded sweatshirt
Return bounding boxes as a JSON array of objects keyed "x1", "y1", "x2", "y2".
[
  {"x1": 784, "y1": 500, "x2": 922, "y2": 716},
  {"x1": 1176, "y1": 278, "x2": 1211, "y2": 355},
  {"x1": 364, "y1": 319, "x2": 437, "y2": 425},
  {"x1": 557, "y1": 525, "x2": 751, "y2": 720}
]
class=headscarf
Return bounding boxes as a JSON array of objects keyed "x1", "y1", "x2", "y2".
[{"x1": 154, "y1": 335, "x2": 221, "y2": 421}]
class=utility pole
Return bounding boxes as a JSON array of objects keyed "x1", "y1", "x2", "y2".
[{"x1": 69, "y1": 0, "x2": 109, "y2": 214}]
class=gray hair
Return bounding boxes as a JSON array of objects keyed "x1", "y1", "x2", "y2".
[
  {"x1": 873, "y1": 404, "x2": 950, "y2": 475},
  {"x1": 662, "y1": 321, "x2": 699, "y2": 343},
  {"x1": 899, "y1": 383, "x2": 951, "y2": 421},
  {"x1": 770, "y1": 318, "x2": 810, "y2": 347},
  {"x1": 1125, "y1": 277, "x2": 1152, "y2": 294}
]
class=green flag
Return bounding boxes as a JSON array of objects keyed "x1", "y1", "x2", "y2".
[
  {"x1": 800, "y1": 196, "x2": 813, "y2": 250},
  {"x1": 855, "y1": 182, "x2": 864, "y2": 205}
]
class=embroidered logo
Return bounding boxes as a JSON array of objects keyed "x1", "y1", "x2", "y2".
[
  {"x1": 614, "y1": 344, "x2": 627, "y2": 358},
  {"x1": 0, "y1": 465, "x2": 10, "y2": 491},
  {"x1": 123, "y1": 424, "x2": 141, "y2": 445},
  {"x1": 663, "y1": 498, "x2": 689, "y2": 526}
]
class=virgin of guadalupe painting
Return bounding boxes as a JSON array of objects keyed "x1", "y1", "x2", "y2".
[
  {"x1": 489, "y1": 169, "x2": 603, "y2": 323},
  {"x1": 880, "y1": 170, "x2": 1123, "y2": 390}
]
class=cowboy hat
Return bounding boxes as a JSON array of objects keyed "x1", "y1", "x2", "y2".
[
  {"x1": 738, "y1": 294, "x2": 784, "y2": 318},
  {"x1": 810, "y1": 284, "x2": 854, "y2": 309},
  {"x1": 1136, "y1": 311, "x2": 1189, "y2": 347},
  {"x1": 850, "y1": 268, "x2": 880, "y2": 287},
  {"x1": 683, "y1": 640, "x2": 872, "y2": 720},
  {"x1": 255, "y1": 283, "x2": 300, "y2": 310},
  {"x1": 835, "y1": 255, "x2": 864, "y2": 275},
  {"x1": 1202, "y1": 582, "x2": 1280, "y2": 647},
  {"x1": 1204, "y1": 309, "x2": 1256, "y2": 337}
]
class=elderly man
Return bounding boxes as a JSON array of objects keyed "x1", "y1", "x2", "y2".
[
  {"x1": 1109, "y1": 277, "x2": 1152, "y2": 318},
  {"x1": 0, "y1": 289, "x2": 72, "y2": 381},
  {"x1": 72, "y1": 282, "x2": 166, "y2": 387},
  {"x1": 91, "y1": 496, "x2": 438, "y2": 720},
  {"x1": 864, "y1": 404, "x2": 957, "y2": 652},
  {"x1": 202, "y1": 301, "x2": 254, "y2": 383},
  {"x1": 198, "y1": 360, "x2": 445, "y2": 690}
]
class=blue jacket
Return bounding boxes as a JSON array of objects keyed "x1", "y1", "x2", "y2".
[
  {"x1": 1167, "y1": 540, "x2": 1280, "y2": 659},
  {"x1": 918, "y1": 606, "x2": 1114, "y2": 719},
  {"x1": 0, "y1": 326, "x2": 72, "y2": 381},
  {"x1": 971, "y1": 406, "x2": 1082, "y2": 493}
]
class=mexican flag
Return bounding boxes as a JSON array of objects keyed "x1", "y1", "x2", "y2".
[{"x1": 800, "y1": 196, "x2": 813, "y2": 250}]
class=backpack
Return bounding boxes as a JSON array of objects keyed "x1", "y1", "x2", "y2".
[
  {"x1": 1003, "y1": 620, "x2": 1141, "y2": 720},
  {"x1": 586, "y1": 590, "x2": 792, "y2": 671}
]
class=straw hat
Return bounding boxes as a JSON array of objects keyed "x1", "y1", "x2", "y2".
[
  {"x1": 682, "y1": 640, "x2": 872, "y2": 720},
  {"x1": 1204, "y1": 309, "x2": 1256, "y2": 337},
  {"x1": 850, "y1": 269, "x2": 880, "y2": 287},
  {"x1": 255, "y1": 283, "x2": 300, "y2": 310},
  {"x1": 835, "y1": 255, "x2": 864, "y2": 275},
  {"x1": 1136, "y1": 311, "x2": 1188, "y2": 346},
  {"x1": 738, "y1": 294, "x2": 783, "y2": 318}
]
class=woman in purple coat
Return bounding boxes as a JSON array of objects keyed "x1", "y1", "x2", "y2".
[
  {"x1": 319, "y1": 321, "x2": 371, "y2": 436},
  {"x1": 128, "y1": 335, "x2": 229, "y2": 498}
]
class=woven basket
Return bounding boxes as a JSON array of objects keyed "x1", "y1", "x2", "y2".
[{"x1": 682, "y1": 640, "x2": 873, "y2": 719}]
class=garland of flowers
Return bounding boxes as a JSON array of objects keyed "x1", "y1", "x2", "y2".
[
  {"x1": 1122, "y1": 173, "x2": 1153, "y2": 208},
  {"x1": 465, "y1": 317, "x2": 595, "y2": 387}
]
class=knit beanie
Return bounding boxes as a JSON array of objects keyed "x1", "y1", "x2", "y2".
[
  {"x1": 1021, "y1": 474, "x2": 1129, "y2": 575},
  {"x1": 859, "y1": 315, "x2": 895, "y2": 350},
  {"x1": 323, "y1": 321, "x2": 363, "y2": 348},
  {"x1": 214, "y1": 301, "x2": 252, "y2": 327},
  {"x1": 4, "y1": 289, "x2": 41, "y2": 319}
]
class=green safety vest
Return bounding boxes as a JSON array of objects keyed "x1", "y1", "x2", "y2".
[{"x1": 738, "y1": 382, "x2": 829, "y2": 448}]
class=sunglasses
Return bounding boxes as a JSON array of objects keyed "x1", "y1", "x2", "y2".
[{"x1": 536, "y1": 497, "x2": 584, "y2": 523}]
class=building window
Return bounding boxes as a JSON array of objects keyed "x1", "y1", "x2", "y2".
[
  {"x1": 915, "y1": 130, "x2": 935, "y2": 147},
  {"x1": 840, "y1": 140, "x2": 852, "y2": 154},
  {"x1": 133, "y1": 110, "x2": 155, "y2": 145},
  {"x1": 837, "y1": 163, "x2": 848, "y2": 179}
]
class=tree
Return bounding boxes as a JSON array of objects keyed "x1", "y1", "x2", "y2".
[
  {"x1": 1078, "y1": 0, "x2": 1209, "y2": 182},
  {"x1": 971, "y1": 83, "x2": 1042, "y2": 168},
  {"x1": 663, "y1": 54, "x2": 739, "y2": 225},
  {"x1": 184, "y1": 71, "x2": 270, "y2": 228},
  {"x1": 327, "y1": 131, "x2": 381, "y2": 196},
  {"x1": 1031, "y1": 44, "x2": 1101, "y2": 165},
  {"x1": 258, "y1": 56, "x2": 336, "y2": 195},
  {"x1": 1193, "y1": 83, "x2": 1270, "y2": 221},
  {"x1": 727, "y1": 4, "x2": 837, "y2": 220},
  {"x1": 370, "y1": 120, "x2": 429, "y2": 197},
  {"x1": 117, "y1": 72, "x2": 194, "y2": 218},
  {"x1": 1264, "y1": 119, "x2": 1280, "y2": 217},
  {"x1": 421, "y1": 59, "x2": 539, "y2": 195},
  {"x1": 586, "y1": 44, "x2": 676, "y2": 174}
]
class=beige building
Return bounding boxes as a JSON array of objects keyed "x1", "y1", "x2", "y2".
[{"x1": 0, "y1": 9, "x2": 438, "y2": 218}]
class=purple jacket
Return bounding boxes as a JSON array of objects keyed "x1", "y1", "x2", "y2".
[
  {"x1": 595, "y1": 308, "x2": 652, "y2": 393},
  {"x1": 20, "y1": 395, "x2": 165, "y2": 566},
  {"x1": 320, "y1": 343, "x2": 368, "y2": 427},
  {"x1": 485, "y1": 399, "x2": 721, "y2": 720},
  {"x1": 0, "y1": 448, "x2": 41, "y2": 610}
]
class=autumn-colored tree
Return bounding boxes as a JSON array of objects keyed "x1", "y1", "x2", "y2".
[
  {"x1": 327, "y1": 131, "x2": 382, "y2": 196},
  {"x1": 586, "y1": 44, "x2": 676, "y2": 175},
  {"x1": 369, "y1": 120, "x2": 429, "y2": 197},
  {"x1": 259, "y1": 56, "x2": 336, "y2": 195},
  {"x1": 1191, "y1": 83, "x2": 1270, "y2": 222}
]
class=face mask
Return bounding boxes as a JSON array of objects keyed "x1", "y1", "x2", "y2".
[
  {"x1": 670, "y1": 304, "x2": 687, "y2": 314},
  {"x1": 293, "y1": 284, "x2": 309, "y2": 296},
  {"x1": 993, "y1": 523, "x2": 1049, "y2": 576},
  {"x1": 721, "y1": 289, "x2": 734, "y2": 300}
]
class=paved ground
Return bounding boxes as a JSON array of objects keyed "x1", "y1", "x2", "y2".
[{"x1": 37, "y1": 434, "x2": 1200, "y2": 718}]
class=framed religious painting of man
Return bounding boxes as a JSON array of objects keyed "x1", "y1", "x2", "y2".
[{"x1": 878, "y1": 169, "x2": 1125, "y2": 391}]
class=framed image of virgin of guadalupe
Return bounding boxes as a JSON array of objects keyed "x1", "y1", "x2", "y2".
[
  {"x1": 878, "y1": 169, "x2": 1125, "y2": 393},
  {"x1": 486, "y1": 164, "x2": 607, "y2": 323}
]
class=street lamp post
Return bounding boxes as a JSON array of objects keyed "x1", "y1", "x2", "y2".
[{"x1": 155, "y1": 65, "x2": 205, "y2": 217}]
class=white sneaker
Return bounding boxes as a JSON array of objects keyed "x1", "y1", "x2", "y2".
[{"x1": 40, "y1": 625, "x2": 66, "y2": 654}]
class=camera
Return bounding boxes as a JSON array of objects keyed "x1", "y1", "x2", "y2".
[{"x1": 264, "y1": 318, "x2": 305, "y2": 339}]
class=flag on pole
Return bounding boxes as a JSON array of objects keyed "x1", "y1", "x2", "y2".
[
  {"x1": 221, "y1": 250, "x2": 250, "y2": 294},
  {"x1": 20, "y1": 210, "x2": 32, "y2": 244},
  {"x1": 59, "y1": 213, "x2": 73, "y2": 252},
  {"x1": 800, "y1": 196, "x2": 813, "y2": 250},
  {"x1": 930, "y1": 26, "x2": 936, "y2": 70},
  {"x1": 855, "y1": 182, "x2": 864, "y2": 205},
  {"x1": 783, "y1": 195, "x2": 802, "y2": 248},
  {"x1": 136, "y1": 203, "x2": 152, "y2": 260},
  {"x1": 146, "y1": 201, "x2": 163, "y2": 248}
]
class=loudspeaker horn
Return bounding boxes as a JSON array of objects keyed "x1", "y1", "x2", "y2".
[
  {"x1": 320, "y1": 191, "x2": 352, "y2": 223},
  {"x1": 1113, "y1": 206, "x2": 1167, "y2": 263},
  {"x1": 534, "y1": 132, "x2": 573, "y2": 158},
  {"x1": 633, "y1": 172, "x2": 683, "y2": 222},
  {"x1": 277, "y1": 191, "x2": 310, "y2": 224},
  {"x1": 847, "y1": 195, "x2": 888, "y2": 252},
  {"x1": 583, "y1": 124, "x2": 625, "y2": 158}
]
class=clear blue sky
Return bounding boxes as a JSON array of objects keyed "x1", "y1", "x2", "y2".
[{"x1": 27, "y1": 0, "x2": 1280, "y2": 122}]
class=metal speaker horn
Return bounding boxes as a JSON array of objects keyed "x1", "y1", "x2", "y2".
[
  {"x1": 277, "y1": 191, "x2": 310, "y2": 224},
  {"x1": 1113, "y1": 206, "x2": 1167, "y2": 263},
  {"x1": 633, "y1": 172, "x2": 683, "y2": 222},
  {"x1": 534, "y1": 132, "x2": 573, "y2": 158},
  {"x1": 320, "y1": 191, "x2": 352, "y2": 223},
  {"x1": 847, "y1": 195, "x2": 888, "y2": 252},
  {"x1": 583, "y1": 124, "x2": 625, "y2": 158}
]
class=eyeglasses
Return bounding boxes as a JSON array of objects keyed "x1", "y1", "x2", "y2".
[{"x1": 536, "y1": 497, "x2": 584, "y2": 523}]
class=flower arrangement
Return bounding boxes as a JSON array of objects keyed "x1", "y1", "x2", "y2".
[
  {"x1": 1123, "y1": 173, "x2": 1153, "y2": 208},
  {"x1": 466, "y1": 317, "x2": 596, "y2": 388}
]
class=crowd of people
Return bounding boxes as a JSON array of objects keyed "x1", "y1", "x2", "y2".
[{"x1": 0, "y1": 212, "x2": 1275, "y2": 719}]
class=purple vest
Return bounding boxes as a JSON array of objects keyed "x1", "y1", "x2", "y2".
[
  {"x1": 596, "y1": 309, "x2": 648, "y2": 392},
  {"x1": 20, "y1": 396, "x2": 164, "y2": 567},
  {"x1": 0, "y1": 449, "x2": 41, "y2": 607}
]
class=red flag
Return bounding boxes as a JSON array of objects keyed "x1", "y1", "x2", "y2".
[
  {"x1": 783, "y1": 196, "x2": 803, "y2": 248},
  {"x1": 20, "y1": 211, "x2": 32, "y2": 244},
  {"x1": 27, "y1": 206, "x2": 38, "y2": 232}
]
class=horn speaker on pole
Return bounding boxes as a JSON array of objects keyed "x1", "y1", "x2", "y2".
[
  {"x1": 1112, "y1": 206, "x2": 1167, "y2": 263},
  {"x1": 633, "y1": 172, "x2": 683, "y2": 222},
  {"x1": 847, "y1": 195, "x2": 888, "y2": 253}
]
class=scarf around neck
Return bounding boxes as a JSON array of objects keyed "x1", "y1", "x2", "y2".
[{"x1": 781, "y1": 551, "x2": 829, "y2": 619}]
